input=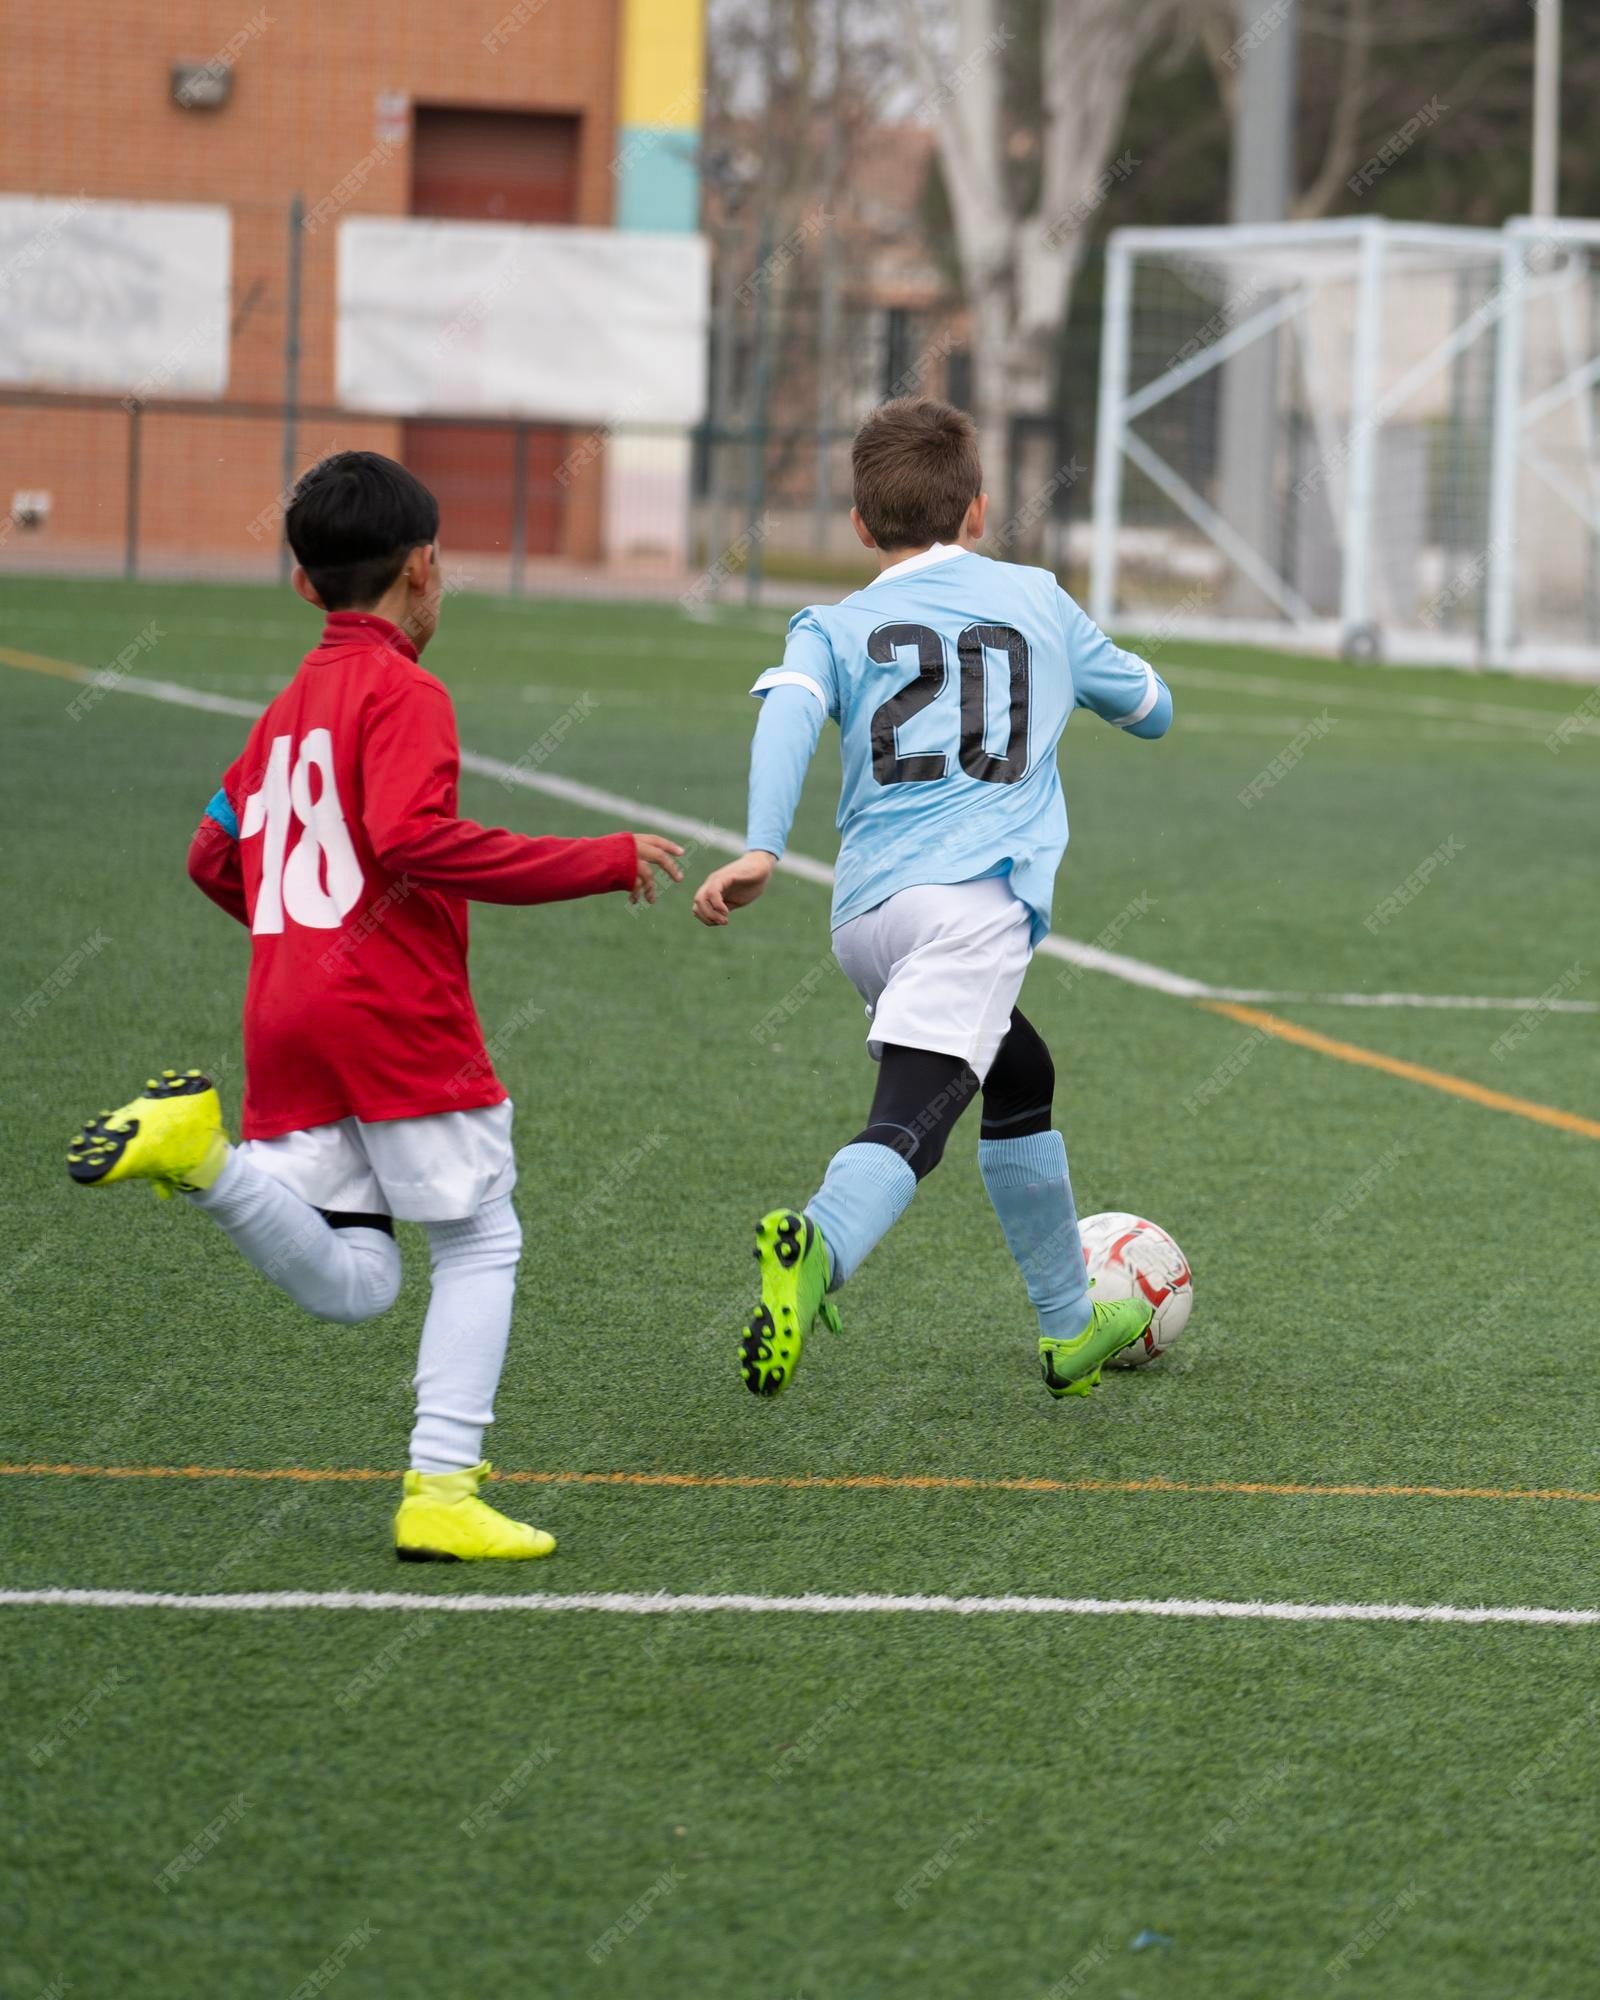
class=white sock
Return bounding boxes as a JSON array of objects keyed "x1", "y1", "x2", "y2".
[
  {"x1": 408, "y1": 1195, "x2": 522, "y2": 1474},
  {"x1": 186, "y1": 1150, "x2": 402, "y2": 1325}
]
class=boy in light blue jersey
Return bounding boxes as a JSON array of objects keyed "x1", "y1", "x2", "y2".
[{"x1": 693, "y1": 397, "x2": 1172, "y2": 1400}]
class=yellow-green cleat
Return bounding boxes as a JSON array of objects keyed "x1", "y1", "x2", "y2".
[
  {"x1": 740, "y1": 1209, "x2": 840, "y2": 1396},
  {"x1": 66, "y1": 1069, "x2": 228, "y2": 1199},
  {"x1": 394, "y1": 1461, "x2": 555, "y2": 1562},
  {"x1": 1039, "y1": 1293, "x2": 1153, "y2": 1398}
]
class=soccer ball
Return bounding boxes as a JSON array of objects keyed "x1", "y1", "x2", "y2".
[{"x1": 1079, "y1": 1212, "x2": 1194, "y2": 1368}]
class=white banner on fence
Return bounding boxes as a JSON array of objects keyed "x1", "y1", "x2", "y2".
[
  {"x1": 0, "y1": 197, "x2": 231, "y2": 398},
  {"x1": 336, "y1": 219, "x2": 709, "y2": 425}
]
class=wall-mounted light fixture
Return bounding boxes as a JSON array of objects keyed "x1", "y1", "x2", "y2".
[{"x1": 171, "y1": 62, "x2": 233, "y2": 111}]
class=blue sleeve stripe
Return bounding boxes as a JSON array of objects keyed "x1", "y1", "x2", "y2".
[{"x1": 204, "y1": 787, "x2": 239, "y2": 839}]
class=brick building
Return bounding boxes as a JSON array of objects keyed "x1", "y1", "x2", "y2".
[{"x1": 0, "y1": 0, "x2": 704, "y2": 578}]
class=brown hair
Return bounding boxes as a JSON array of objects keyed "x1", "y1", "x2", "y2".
[{"x1": 851, "y1": 397, "x2": 983, "y2": 552}]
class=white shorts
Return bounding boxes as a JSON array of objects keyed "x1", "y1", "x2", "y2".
[
  {"x1": 831, "y1": 877, "x2": 1033, "y2": 1083},
  {"x1": 237, "y1": 1100, "x2": 516, "y2": 1224}
]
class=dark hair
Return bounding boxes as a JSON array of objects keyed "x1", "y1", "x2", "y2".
[
  {"x1": 285, "y1": 451, "x2": 440, "y2": 610},
  {"x1": 851, "y1": 397, "x2": 983, "y2": 551}
]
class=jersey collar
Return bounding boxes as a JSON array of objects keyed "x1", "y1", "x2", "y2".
[
  {"x1": 865, "y1": 542, "x2": 968, "y2": 589},
  {"x1": 321, "y1": 611, "x2": 420, "y2": 662}
]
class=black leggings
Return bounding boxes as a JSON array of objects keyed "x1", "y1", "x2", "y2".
[{"x1": 849, "y1": 1009, "x2": 1056, "y2": 1181}]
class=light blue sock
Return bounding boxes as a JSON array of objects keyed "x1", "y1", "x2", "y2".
[
  {"x1": 804, "y1": 1142, "x2": 917, "y2": 1290},
  {"x1": 979, "y1": 1131, "x2": 1092, "y2": 1340}
]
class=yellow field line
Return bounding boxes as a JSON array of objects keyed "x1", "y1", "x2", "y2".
[
  {"x1": 5, "y1": 1461, "x2": 1600, "y2": 1507},
  {"x1": 0, "y1": 643, "x2": 92, "y2": 682},
  {"x1": 1205, "y1": 1000, "x2": 1600, "y2": 1141}
]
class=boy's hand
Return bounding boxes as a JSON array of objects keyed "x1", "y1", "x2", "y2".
[
  {"x1": 629, "y1": 834, "x2": 686, "y2": 906},
  {"x1": 692, "y1": 851, "x2": 776, "y2": 927}
]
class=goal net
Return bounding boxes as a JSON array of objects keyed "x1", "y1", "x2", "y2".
[{"x1": 1090, "y1": 220, "x2": 1507, "y2": 667}]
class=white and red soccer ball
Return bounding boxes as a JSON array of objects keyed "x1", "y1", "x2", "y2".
[{"x1": 1079, "y1": 1211, "x2": 1194, "y2": 1368}]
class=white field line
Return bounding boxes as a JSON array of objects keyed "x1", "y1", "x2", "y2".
[
  {"x1": 43, "y1": 666, "x2": 1600, "y2": 1017},
  {"x1": 2, "y1": 1586, "x2": 1597, "y2": 1627},
  {"x1": 513, "y1": 684, "x2": 1534, "y2": 745},
  {"x1": 29, "y1": 602, "x2": 1598, "y2": 734},
  {"x1": 1165, "y1": 662, "x2": 1600, "y2": 739}
]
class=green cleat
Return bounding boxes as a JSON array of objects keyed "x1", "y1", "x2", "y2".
[
  {"x1": 740, "y1": 1209, "x2": 840, "y2": 1396},
  {"x1": 1039, "y1": 1292, "x2": 1153, "y2": 1399}
]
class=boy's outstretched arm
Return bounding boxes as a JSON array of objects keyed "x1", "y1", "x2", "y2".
[
  {"x1": 693, "y1": 681, "x2": 823, "y2": 926},
  {"x1": 187, "y1": 785, "x2": 250, "y2": 925},
  {"x1": 364, "y1": 683, "x2": 682, "y2": 906},
  {"x1": 1061, "y1": 591, "x2": 1173, "y2": 740}
]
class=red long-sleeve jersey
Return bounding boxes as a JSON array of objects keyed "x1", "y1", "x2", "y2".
[{"x1": 188, "y1": 611, "x2": 636, "y2": 1139}]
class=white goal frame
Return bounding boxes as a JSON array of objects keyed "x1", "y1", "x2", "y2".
[
  {"x1": 1485, "y1": 217, "x2": 1600, "y2": 675},
  {"x1": 1092, "y1": 216, "x2": 1600, "y2": 680}
]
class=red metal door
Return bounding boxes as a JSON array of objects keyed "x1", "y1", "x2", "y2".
[{"x1": 404, "y1": 107, "x2": 581, "y2": 559}]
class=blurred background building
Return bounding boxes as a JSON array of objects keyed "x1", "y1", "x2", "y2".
[{"x1": 3, "y1": 0, "x2": 1598, "y2": 667}]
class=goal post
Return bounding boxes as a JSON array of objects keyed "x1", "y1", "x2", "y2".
[
  {"x1": 1485, "y1": 218, "x2": 1600, "y2": 675},
  {"x1": 1092, "y1": 218, "x2": 1514, "y2": 669}
]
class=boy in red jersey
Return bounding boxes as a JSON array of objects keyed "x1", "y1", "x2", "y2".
[{"x1": 66, "y1": 452, "x2": 682, "y2": 1561}]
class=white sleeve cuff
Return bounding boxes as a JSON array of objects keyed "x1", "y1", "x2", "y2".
[
  {"x1": 1111, "y1": 663, "x2": 1160, "y2": 728},
  {"x1": 750, "y1": 669, "x2": 829, "y2": 713}
]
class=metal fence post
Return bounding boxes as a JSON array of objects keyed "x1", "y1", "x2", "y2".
[
  {"x1": 510, "y1": 423, "x2": 529, "y2": 597},
  {"x1": 1090, "y1": 234, "x2": 1132, "y2": 628},
  {"x1": 744, "y1": 214, "x2": 774, "y2": 608},
  {"x1": 124, "y1": 400, "x2": 142, "y2": 580},
  {"x1": 279, "y1": 193, "x2": 305, "y2": 583}
]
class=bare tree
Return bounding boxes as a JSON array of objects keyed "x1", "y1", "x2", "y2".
[{"x1": 900, "y1": 0, "x2": 1185, "y2": 530}]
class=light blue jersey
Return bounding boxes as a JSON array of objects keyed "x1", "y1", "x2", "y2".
[{"x1": 748, "y1": 544, "x2": 1170, "y2": 943}]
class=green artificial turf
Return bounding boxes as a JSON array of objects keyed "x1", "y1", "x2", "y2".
[{"x1": 2, "y1": 574, "x2": 1597, "y2": 1999}]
